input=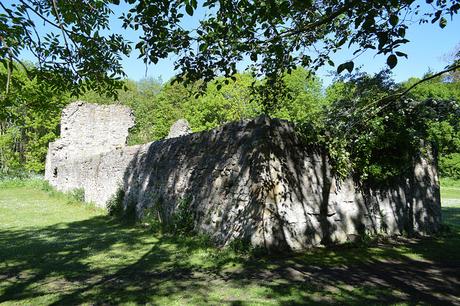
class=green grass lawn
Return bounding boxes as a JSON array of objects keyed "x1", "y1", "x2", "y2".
[
  {"x1": 441, "y1": 179, "x2": 460, "y2": 201},
  {"x1": 0, "y1": 182, "x2": 459, "y2": 305},
  {"x1": 442, "y1": 187, "x2": 460, "y2": 200},
  {"x1": 441, "y1": 178, "x2": 460, "y2": 227}
]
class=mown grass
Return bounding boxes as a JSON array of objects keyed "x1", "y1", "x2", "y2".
[
  {"x1": 440, "y1": 177, "x2": 460, "y2": 202},
  {"x1": 441, "y1": 178, "x2": 460, "y2": 230},
  {"x1": 0, "y1": 179, "x2": 459, "y2": 305}
]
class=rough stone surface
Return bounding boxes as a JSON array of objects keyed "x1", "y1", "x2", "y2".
[
  {"x1": 45, "y1": 102, "x2": 441, "y2": 250},
  {"x1": 166, "y1": 119, "x2": 191, "y2": 139},
  {"x1": 44, "y1": 101, "x2": 135, "y2": 205}
]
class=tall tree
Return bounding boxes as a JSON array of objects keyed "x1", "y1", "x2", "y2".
[{"x1": 0, "y1": 62, "x2": 70, "y2": 174}]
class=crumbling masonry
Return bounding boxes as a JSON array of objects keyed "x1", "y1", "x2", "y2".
[{"x1": 45, "y1": 101, "x2": 441, "y2": 250}]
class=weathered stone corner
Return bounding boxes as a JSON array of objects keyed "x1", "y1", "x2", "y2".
[{"x1": 166, "y1": 119, "x2": 191, "y2": 139}]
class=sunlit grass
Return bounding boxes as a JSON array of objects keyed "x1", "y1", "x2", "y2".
[
  {"x1": 441, "y1": 177, "x2": 460, "y2": 201},
  {"x1": 0, "y1": 181, "x2": 459, "y2": 305}
]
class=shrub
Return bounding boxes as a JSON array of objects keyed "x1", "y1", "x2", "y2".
[
  {"x1": 440, "y1": 153, "x2": 460, "y2": 179},
  {"x1": 140, "y1": 195, "x2": 195, "y2": 235},
  {"x1": 69, "y1": 188, "x2": 85, "y2": 202},
  {"x1": 107, "y1": 188, "x2": 125, "y2": 217},
  {"x1": 107, "y1": 187, "x2": 137, "y2": 223},
  {"x1": 171, "y1": 196, "x2": 195, "y2": 235}
]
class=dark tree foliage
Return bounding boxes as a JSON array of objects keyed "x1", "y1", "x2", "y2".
[
  {"x1": 1, "y1": 0, "x2": 459, "y2": 100},
  {"x1": 122, "y1": 0, "x2": 459, "y2": 99},
  {"x1": 320, "y1": 69, "x2": 460, "y2": 183},
  {"x1": 0, "y1": 0, "x2": 131, "y2": 98}
]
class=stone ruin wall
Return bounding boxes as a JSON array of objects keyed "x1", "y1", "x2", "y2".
[
  {"x1": 45, "y1": 102, "x2": 441, "y2": 250},
  {"x1": 45, "y1": 101, "x2": 137, "y2": 204}
]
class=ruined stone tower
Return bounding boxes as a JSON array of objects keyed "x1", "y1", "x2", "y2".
[{"x1": 45, "y1": 102, "x2": 441, "y2": 250}]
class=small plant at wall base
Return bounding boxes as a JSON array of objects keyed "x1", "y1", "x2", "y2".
[
  {"x1": 140, "y1": 193, "x2": 168, "y2": 233},
  {"x1": 227, "y1": 237, "x2": 254, "y2": 254},
  {"x1": 106, "y1": 188, "x2": 136, "y2": 223},
  {"x1": 171, "y1": 196, "x2": 195, "y2": 235},
  {"x1": 69, "y1": 188, "x2": 85, "y2": 203},
  {"x1": 141, "y1": 206, "x2": 163, "y2": 233},
  {"x1": 107, "y1": 188, "x2": 125, "y2": 217},
  {"x1": 113, "y1": 192, "x2": 195, "y2": 235},
  {"x1": 140, "y1": 195, "x2": 196, "y2": 235}
]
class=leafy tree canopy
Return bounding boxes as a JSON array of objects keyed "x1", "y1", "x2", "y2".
[
  {"x1": 0, "y1": 0, "x2": 131, "y2": 98},
  {"x1": 1, "y1": 0, "x2": 460, "y2": 102},
  {"x1": 0, "y1": 61, "x2": 70, "y2": 174}
]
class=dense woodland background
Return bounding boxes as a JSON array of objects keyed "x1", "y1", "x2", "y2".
[
  {"x1": 1, "y1": 0, "x2": 460, "y2": 185},
  {"x1": 1, "y1": 62, "x2": 459, "y2": 183}
]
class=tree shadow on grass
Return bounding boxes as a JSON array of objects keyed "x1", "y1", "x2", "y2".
[
  {"x1": 0, "y1": 209, "x2": 459, "y2": 305},
  {"x1": 443, "y1": 206, "x2": 460, "y2": 228}
]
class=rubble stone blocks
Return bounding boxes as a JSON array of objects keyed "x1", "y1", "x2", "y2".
[
  {"x1": 45, "y1": 102, "x2": 441, "y2": 250},
  {"x1": 166, "y1": 119, "x2": 192, "y2": 139}
]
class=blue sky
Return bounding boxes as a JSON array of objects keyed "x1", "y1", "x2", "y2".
[
  {"x1": 318, "y1": 14, "x2": 460, "y2": 86},
  {"x1": 20, "y1": 2, "x2": 460, "y2": 87}
]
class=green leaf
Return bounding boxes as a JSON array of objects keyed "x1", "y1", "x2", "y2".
[
  {"x1": 389, "y1": 15, "x2": 399, "y2": 27},
  {"x1": 191, "y1": 0, "x2": 198, "y2": 9},
  {"x1": 336, "y1": 36, "x2": 347, "y2": 47},
  {"x1": 337, "y1": 63, "x2": 345, "y2": 74},
  {"x1": 377, "y1": 32, "x2": 388, "y2": 49},
  {"x1": 185, "y1": 5, "x2": 193, "y2": 16},
  {"x1": 337, "y1": 61, "x2": 354, "y2": 74},
  {"x1": 199, "y1": 43, "x2": 207, "y2": 52},
  {"x1": 439, "y1": 17, "x2": 447, "y2": 28},
  {"x1": 395, "y1": 51, "x2": 407, "y2": 58},
  {"x1": 387, "y1": 54, "x2": 398, "y2": 69}
]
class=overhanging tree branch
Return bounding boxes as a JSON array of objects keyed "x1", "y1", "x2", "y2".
[
  {"x1": 281, "y1": 0, "x2": 360, "y2": 38},
  {"x1": 51, "y1": 0, "x2": 79, "y2": 77},
  {"x1": 399, "y1": 63, "x2": 460, "y2": 97},
  {"x1": 343, "y1": 63, "x2": 460, "y2": 135},
  {"x1": 361, "y1": 63, "x2": 460, "y2": 113},
  {"x1": 18, "y1": 0, "x2": 91, "y2": 40}
]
